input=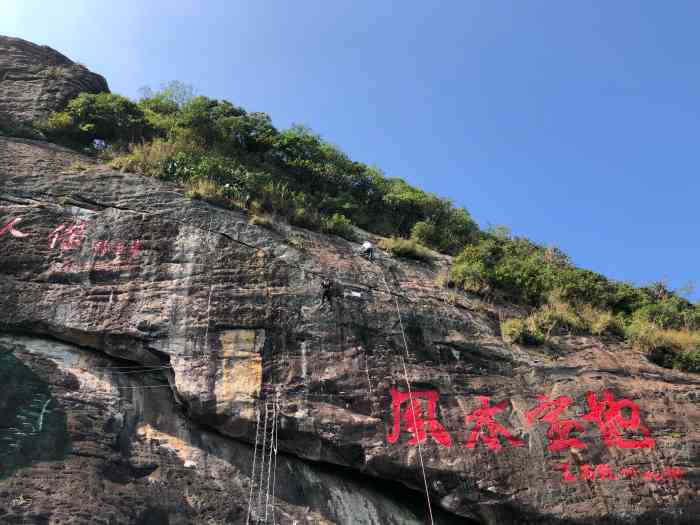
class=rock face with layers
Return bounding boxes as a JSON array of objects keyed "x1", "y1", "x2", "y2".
[
  {"x1": 0, "y1": 35, "x2": 108, "y2": 125},
  {"x1": 0, "y1": 39, "x2": 699, "y2": 525}
]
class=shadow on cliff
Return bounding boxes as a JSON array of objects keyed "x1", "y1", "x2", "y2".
[{"x1": 0, "y1": 350, "x2": 70, "y2": 480}]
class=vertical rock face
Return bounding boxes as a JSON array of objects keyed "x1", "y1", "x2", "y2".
[
  {"x1": 0, "y1": 334, "x2": 458, "y2": 525},
  {"x1": 1, "y1": 136, "x2": 698, "y2": 525},
  {"x1": 0, "y1": 35, "x2": 108, "y2": 124},
  {"x1": 0, "y1": 39, "x2": 699, "y2": 525}
]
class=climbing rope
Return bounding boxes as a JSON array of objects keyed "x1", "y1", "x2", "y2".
[
  {"x1": 255, "y1": 402, "x2": 270, "y2": 521},
  {"x1": 381, "y1": 268, "x2": 435, "y2": 525},
  {"x1": 264, "y1": 396, "x2": 278, "y2": 523},
  {"x1": 270, "y1": 394, "x2": 280, "y2": 525},
  {"x1": 245, "y1": 408, "x2": 262, "y2": 525}
]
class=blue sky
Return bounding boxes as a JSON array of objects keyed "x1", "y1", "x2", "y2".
[{"x1": 4, "y1": 1, "x2": 698, "y2": 300}]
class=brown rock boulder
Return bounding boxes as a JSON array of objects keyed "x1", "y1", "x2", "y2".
[{"x1": 0, "y1": 35, "x2": 108, "y2": 125}]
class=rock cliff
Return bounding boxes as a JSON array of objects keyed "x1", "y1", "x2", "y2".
[
  {"x1": 0, "y1": 39, "x2": 698, "y2": 525},
  {"x1": 0, "y1": 36, "x2": 108, "y2": 125}
]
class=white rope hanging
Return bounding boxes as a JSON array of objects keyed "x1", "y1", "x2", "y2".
[{"x1": 381, "y1": 269, "x2": 436, "y2": 525}]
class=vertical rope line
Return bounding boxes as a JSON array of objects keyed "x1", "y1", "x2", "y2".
[
  {"x1": 271, "y1": 395, "x2": 280, "y2": 525},
  {"x1": 246, "y1": 408, "x2": 261, "y2": 525},
  {"x1": 381, "y1": 269, "x2": 435, "y2": 525},
  {"x1": 364, "y1": 351, "x2": 374, "y2": 415},
  {"x1": 256, "y1": 403, "x2": 270, "y2": 522},
  {"x1": 264, "y1": 401, "x2": 277, "y2": 523}
]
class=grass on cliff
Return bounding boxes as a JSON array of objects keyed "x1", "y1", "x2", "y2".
[
  {"x1": 378, "y1": 237, "x2": 432, "y2": 262},
  {"x1": 37, "y1": 85, "x2": 700, "y2": 374}
]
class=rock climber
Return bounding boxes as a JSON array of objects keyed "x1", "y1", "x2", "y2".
[
  {"x1": 361, "y1": 240, "x2": 374, "y2": 261},
  {"x1": 244, "y1": 193, "x2": 252, "y2": 211},
  {"x1": 320, "y1": 278, "x2": 334, "y2": 308}
]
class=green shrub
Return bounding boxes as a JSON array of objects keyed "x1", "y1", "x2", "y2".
[
  {"x1": 184, "y1": 178, "x2": 231, "y2": 207},
  {"x1": 449, "y1": 237, "x2": 556, "y2": 304},
  {"x1": 500, "y1": 318, "x2": 545, "y2": 346},
  {"x1": 378, "y1": 237, "x2": 432, "y2": 262},
  {"x1": 320, "y1": 213, "x2": 355, "y2": 240},
  {"x1": 111, "y1": 139, "x2": 185, "y2": 178},
  {"x1": 579, "y1": 305, "x2": 624, "y2": 336},
  {"x1": 631, "y1": 297, "x2": 693, "y2": 330},
  {"x1": 528, "y1": 303, "x2": 586, "y2": 338},
  {"x1": 39, "y1": 92, "x2": 149, "y2": 146},
  {"x1": 674, "y1": 350, "x2": 700, "y2": 373}
]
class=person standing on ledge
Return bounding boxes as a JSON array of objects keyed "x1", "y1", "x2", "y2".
[{"x1": 362, "y1": 240, "x2": 374, "y2": 261}]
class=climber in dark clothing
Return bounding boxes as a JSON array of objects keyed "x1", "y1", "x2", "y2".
[
  {"x1": 244, "y1": 194, "x2": 252, "y2": 210},
  {"x1": 320, "y1": 278, "x2": 334, "y2": 308},
  {"x1": 361, "y1": 240, "x2": 374, "y2": 261}
]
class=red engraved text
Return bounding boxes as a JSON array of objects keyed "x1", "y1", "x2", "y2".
[
  {"x1": 464, "y1": 396, "x2": 525, "y2": 451},
  {"x1": 387, "y1": 387, "x2": 452, "y2": 448},
  {"x1": 581, "y1": 390, "x2": 655, "y2": 449},
  {"x1": 49, "y1": 220, "x2": 88, "y2": 251},
  {"x1": 0, "y1": 217, "x2": 29, "y2": 238},
  {"x1": 525, "y1": 394, "x2": 586, "y2": 452},
  {"x1": 557, "y1": 462, "x2": 683, "y2": 482}
]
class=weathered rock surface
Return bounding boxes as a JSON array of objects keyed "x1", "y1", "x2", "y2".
[
  {"x1": 1, "y1": 39, "x2": 699, "y2": 525},
  {"x1": 0, "y1": 36, "x2": 108, "y2": 125},
  {"x1": 1, "y1": 136, "x2": 698, "y2": 525},
  {"x1": 1, "y1": 334, "x2": 461, "y2": 524}
]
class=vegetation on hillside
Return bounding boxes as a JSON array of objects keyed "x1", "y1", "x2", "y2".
[{"x1": 20, "y1": 82, "x2": 700, "y2": 373}]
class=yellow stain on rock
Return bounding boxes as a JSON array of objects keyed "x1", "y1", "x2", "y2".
[
  {"x1": 136, "y1": 424, "x2": 198, "y2": 466},
  {"x1": 214, "y1": 329, "x2": 264, "y2": 414}
]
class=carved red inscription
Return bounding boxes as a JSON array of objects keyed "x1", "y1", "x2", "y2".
[
  {"x1": 386, "y1": 387, "x2": 452, "y2": 448},
  {"x1": 581, "y1": 390, "x2": 655, "y2": 449},
  {"x1": 557, "y1": 461, "x2": 683, "y2": 482},
  {"x1": 525, "y1": 394, "x2": 586, "y2": 452},
  {"x1": 464, "y1": 396, "x2": 525, "y2": 451},
  {"x1": 0, "y1": 217, "x2": 29, "y2": 238},
  {"x1": 49, "y1": 220, "x2": 88, "y2": 251}
]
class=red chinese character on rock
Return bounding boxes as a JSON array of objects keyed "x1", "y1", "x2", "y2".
[
  {"x1": 128, "y1": 239, "x2": 141, "y2": 258},
  {"x1": 464, "y1": 396, "x2": 525, "y2": 451},
  {"x1": 581, "y1": 390, "x2": 655, "y2": 450},
  {"x1": 112, "y1": 241, "x2": 125, "y2": 257},
  {"x1": 525, "y1": 394, "x2": 586, "y2": 452},
  {"x1": 663, "y1": 467, "x2": 684, "y2": 480},
  {"x1": 619, "y1": 467, "x2": 639, "y2": 478},
  {"x1": 0, "y1": 217, "x2": 29, "y2": 238},
  {"x1": 386, "y1": 387, "x2": 452, "y2": 448},
  {"x1": 556, "y1": 461, "x2": 577, "y2": 482},
  {"x1": 49, "y1": 220, "x2": 88, "y2": 251},
  {"x1": 92, "y1": 240, "x2": 109, "y2": 256}
]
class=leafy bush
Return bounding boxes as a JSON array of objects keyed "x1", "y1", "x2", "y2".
[
  {"x1": 40, "y1": 92, "x2": 149, "y2": 146},
  {"x1": 625, "y1": 318, "x2": 700, "y2": 372},
  {"x1": 631, "y1": 296, "x2": 693, "y2": 330},
  {"x1": 449, "y1": 236, "x2": 557, "y2": 304},
  {"x1": 184, "y1": 178, "x2": 231, "y2": 207},
  {"x1": 320, "y1": 213, "x2": 355, "y2": 240},
  {"x1": 674, "y1": 350, "x2": 700, "y2": 373},
  {"x1": 111, "y1": 139, "x2": 186, "y2": 178},
  {"x1": 579, "y1": 305, "x2": 624, "y2": 336},
  {"x1": 500, "y1": 318, "x2": 545, "y2": 346},
  {"x1": 378, "y1": 238, "x2": 432, "y2": 262}
]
